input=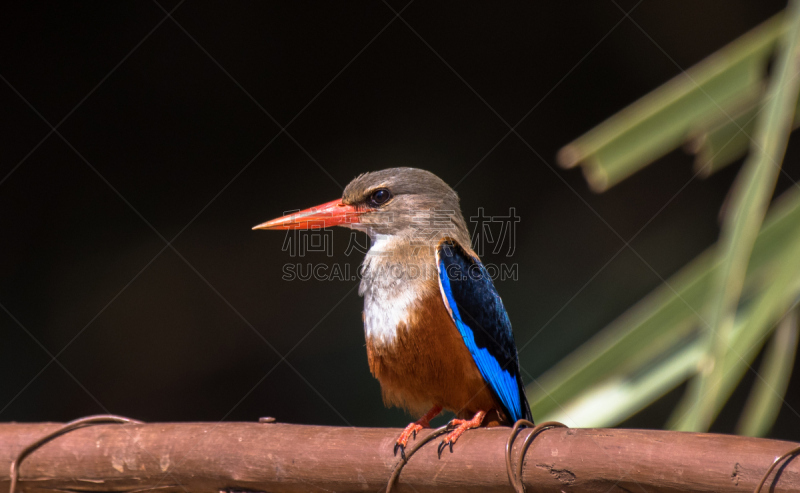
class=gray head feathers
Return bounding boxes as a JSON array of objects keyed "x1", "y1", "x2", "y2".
[{"x1": 341, "y1": 167, "x2": 470, "y2": 246}]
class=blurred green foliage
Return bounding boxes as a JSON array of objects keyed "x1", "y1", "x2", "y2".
[{"x1": 536, "y1": 3, "x2": 800, "y2": 436}]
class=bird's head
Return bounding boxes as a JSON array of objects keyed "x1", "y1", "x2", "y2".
[{"x1": 253, "y1": 167, "x2": 470, "y2": 247}]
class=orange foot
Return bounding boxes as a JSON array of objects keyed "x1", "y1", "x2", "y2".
[
  {"x1": 438, "y1": 410, "x2": 486, "y2": 458},
  {"x1": 394, "y1": 405, "x2": 442, "y2": 459}
]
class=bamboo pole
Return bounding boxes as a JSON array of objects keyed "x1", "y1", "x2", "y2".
[{"x1": 0, "y1": 421, "x2": 798, "y2": 492}]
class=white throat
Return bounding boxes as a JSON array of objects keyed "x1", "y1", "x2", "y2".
[{"x1": 358, "y1": 234, "x2": 428, "y2": 346}]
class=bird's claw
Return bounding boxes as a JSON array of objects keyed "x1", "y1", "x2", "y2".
[
  {"x1": 395, "y1": 421, "x2": 424, "y2": 460},
  {"x1": 435, "y1": 413, "x2": 485, "y2": 459},
  {"x1": 394, "y1": 442, "x2": 407, "y2": 460},
  {"x1": 436, "y1": 438, "x2": 455, "y2": 459},
  {"x1": 437, "y1": 419, "x2": 461, "y2": 458},
  {"x1": 395, "y1": 423, "x2": 424, "y2": 460}
]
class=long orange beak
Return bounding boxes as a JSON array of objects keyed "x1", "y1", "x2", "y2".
[{"x1": 252, "y1": 198, "x2": 362, "y2": 230}]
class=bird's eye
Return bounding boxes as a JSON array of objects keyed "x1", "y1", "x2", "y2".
[{"x1": 368, "y1": 188, "x2": 392, "y2": 207}]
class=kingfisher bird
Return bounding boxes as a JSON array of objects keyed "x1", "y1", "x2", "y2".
[{"x1": 253, "y1": 167, "x2": 532, "y2": 456}]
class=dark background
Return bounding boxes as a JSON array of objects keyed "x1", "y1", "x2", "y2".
[{"x1": 3, "y1": 1, "x2": 799, "y2": 440}]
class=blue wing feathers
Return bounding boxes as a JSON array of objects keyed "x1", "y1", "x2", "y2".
[{"x1": 437, "y1": 239, "x2": 532, "y2": 423}]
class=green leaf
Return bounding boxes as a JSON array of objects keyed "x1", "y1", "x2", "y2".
[
  {"x1": 557, "y1": 14, "x2": 784, "y2": 191},
  {"x1": 688, "y1": 86, "x2": 800, "y2": 177},
  {"x1": 674, "y1": 0, "x2": 800, "y2": 432},
  {"x1": 535, "y1": 231, "x2": 800, "y2": 429},
  {"x1": 736, "y1": 309, "x2": 799, "y2": 437},
  {"x1": 687, "y1": 94, "x2": 762, "y2": 177},
  {"x1": 529, "y1": 188, "x2": 800, "y2": 425},
  {"x1": 666, "y1": 246, "x2": 800, "y2": 430},
  {"x1": 537, "y1": 332, "x2": 703, "y2": 427}
]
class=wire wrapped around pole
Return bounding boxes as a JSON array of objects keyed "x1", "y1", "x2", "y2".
[
  {"x1": 505, "y1": 420, "x2": 567, "y2": 493},
  {"x1": 9, "y1": 415, "x2": 143, "y2": 493}
]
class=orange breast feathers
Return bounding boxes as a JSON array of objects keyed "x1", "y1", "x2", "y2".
[{"x1": 364, "y1": 287, "x2": 502, "y2": 421}]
